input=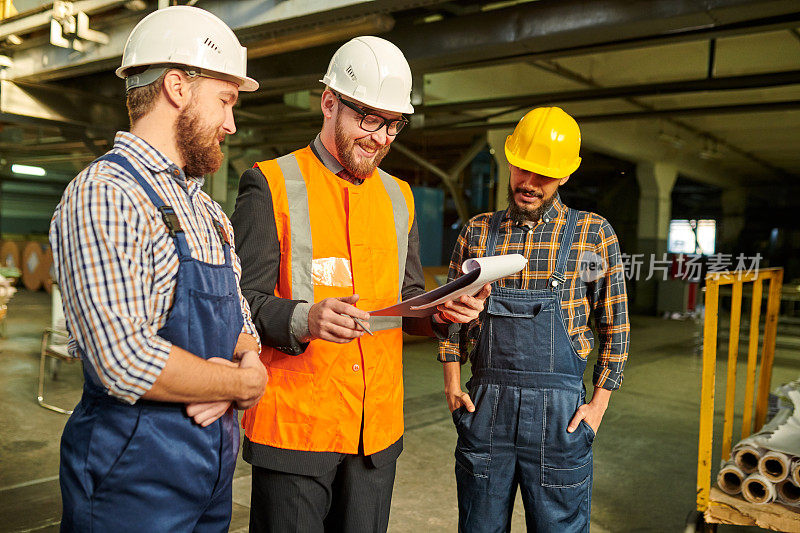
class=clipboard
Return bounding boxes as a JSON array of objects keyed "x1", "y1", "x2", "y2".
[{"x1": 370, "y1": 254, "x2": 527, "y2": 317}]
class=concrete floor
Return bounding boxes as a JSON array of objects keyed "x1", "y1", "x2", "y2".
[{"x1": 1, "y1": 290, "x2": 797, "y2": 532}]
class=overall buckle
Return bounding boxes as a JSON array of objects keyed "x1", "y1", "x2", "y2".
[
  {"x1": 158, "y1": 205, "x2": 183, "y2": 237},
  {"x1": 213, "y1": 220, "x2": 229, "y2": 245},
  {"x1": 550, "y1": 271, "x2": 566, "y2": 288}
]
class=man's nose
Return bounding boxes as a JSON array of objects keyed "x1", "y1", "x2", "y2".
[
  {"x1": 370, "y1": 126, "x2": 390, "y2": 146},
  {"x1": 222, "y1": 107, "x2": 236, "y2": 135}
]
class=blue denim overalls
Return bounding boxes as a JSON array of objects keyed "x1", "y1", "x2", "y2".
[
  {"x1": 453, "y1": 208, "x2": 595, "y2": 533},
  {"x1": 59, "y1": 153, "x2": 244, "y2": 532}
]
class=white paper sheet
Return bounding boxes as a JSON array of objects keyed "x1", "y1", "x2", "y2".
[{"x1": 370, "y1": 254, "x2": 527, "y2": 317}]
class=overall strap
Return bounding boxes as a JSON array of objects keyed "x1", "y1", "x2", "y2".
[
  {"x1": 486, "y1": 209, "x2": 506, "y2": 257},
  {"x1": 95, "y1": 153, "x2": 191, "y2": 258},
  {"x1": 550, "y1": 208, "x2": 578, "y2": 291},
  {"x1": 212, "y1": 219, "x2": 232, "y2": 266}
]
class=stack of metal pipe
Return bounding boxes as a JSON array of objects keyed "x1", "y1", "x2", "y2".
[{"x1": 717, "y1": 381, "x2": 800, "y2": 509}]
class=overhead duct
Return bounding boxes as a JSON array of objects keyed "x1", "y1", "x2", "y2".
[{"x1": 246, "y1": 14, "x2": 394, "y2": 59}]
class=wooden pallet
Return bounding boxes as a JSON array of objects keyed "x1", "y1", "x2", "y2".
[{"x1": 706, "y1": 487, "x2": 800, "y2": 532}]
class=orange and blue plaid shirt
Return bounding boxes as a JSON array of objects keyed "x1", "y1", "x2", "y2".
[
  {"x1": 438, "y1": 195, "x2": 629, "y2": 391},
  {"x1": 50, "y1": 132, "x2": 258, "y2": 404}
]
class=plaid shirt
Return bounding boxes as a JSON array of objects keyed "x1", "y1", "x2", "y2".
[
  {"x1": 50, "y1": 132, "x2": 258, "y2": 404},
  {"x1": 438, "y1": 195, "x2": 629, "y2": 391}
]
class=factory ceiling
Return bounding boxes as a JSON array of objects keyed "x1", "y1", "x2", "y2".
[{"x1": 1, "y1": 0, "x2": 799, "y2": 226}]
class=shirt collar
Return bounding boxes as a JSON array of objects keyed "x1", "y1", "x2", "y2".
[
  {"x1": 113, "y1": 131, "x2": 200, "y2": 190},
  {"x1": 311, "y1": 134, "x2": 345, "y2": 175},
  {"x1": 503, "y1": 193, "x2": 566, "y2": 227}
]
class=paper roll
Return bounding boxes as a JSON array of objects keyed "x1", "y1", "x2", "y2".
[
  {"x1": 0, "y1": 240, "x2": 21, "y2": 269},
  {"x1": 793, "y1": 460, "x2": 800, "y2": 486},
  {"x1": 21, "y1": 241, "x2": 43, "y2": 291},
  {"x1": 717, "y1": 463, "x2": 746, "y2": 495},
  {"x1": 734, "y1": 445, "x2": 763, "y2": 474},
  {"x1": 777, "y1": 478, "x2": 800, "y2": 506},
  {"x1": 758, "y1": 450, "x2": 791, "y2": 482},
  {"x1": 742, "y1": 473, "x2": 777, "y2": 504}
]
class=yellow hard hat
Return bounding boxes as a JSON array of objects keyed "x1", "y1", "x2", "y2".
[{"x1": 504, "y1": 107, "x2": 581, "y2": 179}]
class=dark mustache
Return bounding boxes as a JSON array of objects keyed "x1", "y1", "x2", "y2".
[{"x1": 514, "y1": 188, "x2": 543, "y2": 198}]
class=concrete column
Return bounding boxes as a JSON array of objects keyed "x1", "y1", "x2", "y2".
[
  {"x1": 487, "y1": 129, "x2": 512, "y2": 211},
  {"x1": 635, "y1": 161, "x2": 677, "y2": 314},
  {"x1": 720, "y1": 187, "x2": 746, "y2": 253}
]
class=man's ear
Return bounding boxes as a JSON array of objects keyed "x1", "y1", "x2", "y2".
[
  {"x1": 559, "y1": 174, "x2": 571, "y2": 186},
  {"x1": 162, "y1": 69, "x2": 193, "y2": 109},
  {"x1": 320, "y1": 89, "x2": 336, "y2": 119}
]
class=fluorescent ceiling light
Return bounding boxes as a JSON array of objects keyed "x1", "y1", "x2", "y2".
[{"x1": 11, "y1": 164, "x2": 46, "y2": 176}]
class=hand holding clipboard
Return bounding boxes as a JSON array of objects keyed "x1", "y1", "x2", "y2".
[{"x1": 370, "y1": 254, "x2": 527, "y2": 317}]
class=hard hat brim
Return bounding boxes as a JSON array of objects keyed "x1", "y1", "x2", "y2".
[
  {"x1": 238, "y1": 76, "x2": 259, "y2": 92},
  {"x1": 118, "y1": 63, "x2": 259, "y2": 92},
  {"x1": 320, "y1": 78, "x2": 414, "y2": 115}
]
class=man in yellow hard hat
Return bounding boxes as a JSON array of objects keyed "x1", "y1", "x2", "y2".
[{"x1": 439, "y1": 107, "x2": 630, "y2": 532}]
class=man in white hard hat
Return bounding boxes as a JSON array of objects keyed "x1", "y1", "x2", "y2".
[
  {"x1": 51, "y1": 6, "x2": 266, "y2": 531},
  {"x1": 232, "y1": 36, "x2": 490, "y2": 532}
]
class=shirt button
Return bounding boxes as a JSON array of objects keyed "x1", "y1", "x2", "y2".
[
  {"x1": 543, "y1": 217, "x2": 550, "y2": 223},
  {"x1": 352, "y1": 363, "x2": 360, "y2": 372},
  {"x1": 551, "y1": 280, "x2": 559, "y2": 287}
]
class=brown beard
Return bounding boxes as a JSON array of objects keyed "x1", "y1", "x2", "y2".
[
  {"x1": 334, "y1": 114, "x2": 390, "y2": 179},
  {"x1": 507, "y1": 182, "x2": 557, "y2": 224},
  {"x1": 175, "y1": 97, "x2": 224, "y2": 177}
]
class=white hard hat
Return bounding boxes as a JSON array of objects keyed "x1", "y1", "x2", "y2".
[
  {"x1": 116, "y1": 6, "x2": 258, "y2": 92},
  {"x1": 321, "y1": 36, "x2": 413, "y2": 114}
]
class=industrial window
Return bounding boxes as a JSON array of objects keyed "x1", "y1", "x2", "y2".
[{"x1": 668, "y1": 219, "x2": 716, "y2": 256}]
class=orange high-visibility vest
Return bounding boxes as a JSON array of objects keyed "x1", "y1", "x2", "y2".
[{"x1": 242, "y1": 146, "x2": 414, "y2": 455}]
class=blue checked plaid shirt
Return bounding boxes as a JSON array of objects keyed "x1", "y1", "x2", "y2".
[
  {"x1": 438, "y1": 195, "x2": 629, "y2": 391},
  {"x1": 50, "y1": 132, "x2": 259, "y2": 404}
]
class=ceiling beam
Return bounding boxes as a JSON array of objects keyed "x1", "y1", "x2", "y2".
[
  {"x1": 433, "y1": 101, "x2": 800, "y2": 133},
  {"x1": 5, "y1": 0, "x2": 449, "y2": 82},
  {"x1": 526, "y1": 58, "x2": 795, "y2": 182},
  {"x1": 0, "y1": 79, "x2": 124, "y2": 133},
  {"x1": 417, "y1": 100, "x2": 798, "y2": 183},
  {"x1": 0, "y1": 0, "x2": 129, "y2": 40},
  {"x1": 419, "y1": 69, "x2": 800, "y2": 115},
  {"x1": 246, "y1": 0, "x2": 800, "y2": 91}
]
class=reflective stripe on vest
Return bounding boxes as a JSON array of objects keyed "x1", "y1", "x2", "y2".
[
  {"x1": 279, "y1": 155, "x2": 406, "y2": 332},
  {"x1": 276, "y1": 154, "x2": 314, "y2": 304}
]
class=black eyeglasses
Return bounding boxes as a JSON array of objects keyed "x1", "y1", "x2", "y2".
[{"x1": 335, "y1": 92, "x2": 409, "y2": 136}]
